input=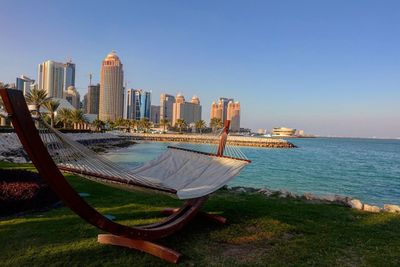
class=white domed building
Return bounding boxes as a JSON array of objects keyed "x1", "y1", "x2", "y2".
[{"x1": 63, "y1": 85, "x2": 80, "y2": 109}]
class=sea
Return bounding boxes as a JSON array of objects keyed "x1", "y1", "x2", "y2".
[{"x1": 104, "y1": 137, "x2": 400, "y2": 207}]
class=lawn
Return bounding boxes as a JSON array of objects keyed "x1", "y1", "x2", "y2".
[{"x1": 1, "y1": 161, "x2": 399, "y2": 266}]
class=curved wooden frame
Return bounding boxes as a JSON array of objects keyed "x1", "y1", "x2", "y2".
[{"x1": 0, "y1": 89, "x2": 229, "y2": 263}]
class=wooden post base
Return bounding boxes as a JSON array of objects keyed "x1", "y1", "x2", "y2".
[
  {"x1": 98, "y1": 234, "x2": 181, "y2": 264},
  {"x1": 161, "y1": 208, "x2": 227, "y2": 225}
]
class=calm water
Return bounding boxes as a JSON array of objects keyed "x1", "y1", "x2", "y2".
[{"x1": 104, "y1": 138, "x2": 400, "y2": 206}]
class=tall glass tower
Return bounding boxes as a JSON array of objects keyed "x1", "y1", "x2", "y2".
[
  {"x1": 63, "y1": 61, "x2": 75, "y2": 90},
  {"x1": 134, "y1": 89, "x2": 151, "y2": 120}
]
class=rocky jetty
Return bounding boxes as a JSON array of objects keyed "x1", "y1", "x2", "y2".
[
  {"x1": 131, "y1": 133, "x2": 296, "y2": 148},
  {"x1": 229, "y1": 186, "x2": 400, "y2": 214}
]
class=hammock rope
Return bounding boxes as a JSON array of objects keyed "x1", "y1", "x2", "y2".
[{"x1": 34, "y1": 118, "x2": 250, "y2": 199}]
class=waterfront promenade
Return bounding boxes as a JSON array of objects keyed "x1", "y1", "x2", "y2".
[{"x1": 130, "y1": 133, "x2": 296, "y2": 148}]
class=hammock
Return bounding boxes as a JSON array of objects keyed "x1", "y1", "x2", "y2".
[
  {"x1": 0, "y1": 88, "x2": 251, "y2": 263},
  {"x1": 37, "y1": 118, "x2": 250, "y2": 199}
]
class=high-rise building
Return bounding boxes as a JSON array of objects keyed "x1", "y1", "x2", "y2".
[
  {"x1": 63, "y1": 85, "x2": 80, "y2": 109},
  {"x1": 172, "y1": 94, "x2": 201, "y2": 126},
  {"x1": 218, "y1": 97, "x2": 234, "y2": 122},
  {"x1": 134, "y1": 89, "x2": 151, "y2": 120},
  {"x1": 210, "y1": 97, "x2": 241, "y2": 132},
  {"x1": 16, "y1": 75, "x2": 35, "y2": 96},
  {"x1": 125, "y1": 89, "x2": 151, "y2": 120},
  {"x1": 99, "y1": 51, "x2": 124, "y2": 121},
  {"x1": 126, "y1": 88, "x2": 136, "y2": 120},
  {"x1": 227, "y1": 100, "x2": 241, "y2": 132},
  {"x1": 86, "y1": 84, "x2": 100, "y2": 115},
  {"x1": 63, "y1": 61, "x2": 76, "y2": 90},
  {"x1": 38, "y1": 60, "x2": 64, "y2": 98},
  {"x1": 150, "y1": 105, "x2": 160, "y2": 124},
  {"x1": 160, "y1": 93, "x2": 175, "y2": 121}
]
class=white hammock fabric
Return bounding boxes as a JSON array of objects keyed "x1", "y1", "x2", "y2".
[{"x1": 133, "y1": 148, "x2": 249, "y2": 199}]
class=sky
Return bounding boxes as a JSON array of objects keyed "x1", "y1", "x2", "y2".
[{"x1": 1, "y1": 0, "x2": 400, "y2": 138}]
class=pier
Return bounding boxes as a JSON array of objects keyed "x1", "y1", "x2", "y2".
[{"x1": 130, "y1": 133, "x2": 296, "y2": 148}]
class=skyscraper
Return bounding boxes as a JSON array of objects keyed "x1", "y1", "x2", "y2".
[
  {"x1": 86, "y1": 84, "x2": 100, "y2": 115},
  {"x1": 160, "y1": 93, "x2": 175, "y2": 121},
  {"x1": 150, "y1": 105, "x2": 160, "y2": 124},
  {"x1": 210, "y1": 97, "x2": 241, "y2": 131},
  {"x1": 134, "y1": 89, "x2": 151, "y2": 120},
  {"x1": 125, "y1": 89, "x2": 151, "y2": 120},
  {"x1": 63, "y1": 61, "x2": 76, "y2": 90},
  {"x1": 126, "y1": 88, "x2": 136, "y2": 120},
  {"x1": 227, "y1": 100, "x2": 241, "y2": 132},
  {"x1": 16, "y1": 75, "x2": 35, "y2": 96},
  {"x1": 99, "y1": 51, "x2": 124, "y2": 121},
  {"x1": 172, "y1": 94, "x2": 202, "y2": 126},
  {"x1": 38, "y1": 60, "x2": 64, "y2": 98}
]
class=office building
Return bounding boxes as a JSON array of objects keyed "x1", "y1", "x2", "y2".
[
  {"x1": 134, "y1": 89, "x2": 151, "y2": 120},
  {"x1": 160, "y1": 93, "x2": 175, "y2": 121},
  {"x1": 126, "y1": 88, "x2": 136, "y2": 120},
  {"x1": 86, "y1": 84, "x2": 100, "y2": 115},
  {"x1": 38, "y1": 60, "x2": 64, "y2": 98},
  {"x1": 125, "y1": 89, "x2": 151, "y2": 120},
  {"x1": 16, "y1": 75, "x2": 35, "y2": 96},
  {"x1": 150, "y1": 105, "x2": 160, "y2": 124},
  {"x1": 63, "y1": 60, "x2": 76, "y2": 90},
  {"x1": 99, "y1": 51, "x2": 124, "y2": 121},
  {"x1": 172, "y1": 94, "x2": 201, "y2": 126}
]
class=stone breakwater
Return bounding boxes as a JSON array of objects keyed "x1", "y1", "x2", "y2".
[
  {"x1": 130, "y1": 133, "x2": 296, "y2": 148},
  {"x1": 0, "y1": 133, "x2": 135, "y2": 163},
  {"x1": 229, "y1": 186, "x2": 400, "y2": 214}
]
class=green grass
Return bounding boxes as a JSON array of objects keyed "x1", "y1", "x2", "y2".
[{"x1": 1, "y1": 162, "x2": 399, "y2": 266}]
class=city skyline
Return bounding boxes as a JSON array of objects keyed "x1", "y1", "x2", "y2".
[{"x1": 1, "y1": 1, "x2": 400, "y2": 138}]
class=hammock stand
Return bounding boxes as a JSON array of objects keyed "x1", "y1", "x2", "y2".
[{"x1": 0, "y1": 89, "x2": 249, "y2": 263}]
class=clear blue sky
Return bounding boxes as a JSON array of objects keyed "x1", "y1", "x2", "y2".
[{"x1": 1, "y1": 0, "x2": 400, "y2": 138}]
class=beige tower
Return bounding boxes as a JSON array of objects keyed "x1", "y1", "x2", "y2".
[
  {"x1": 99, "y1": 51, "x2": 124, "y2": 121},
  {"x1": 38, "y1": 60, "x2": 64, "y2": 98},
  {"x1": 210, "y1": 98, "x2": 241, "y2": 132},
  {"x1": 172, "y1": 94, "x2": 202, "y2": 126}
]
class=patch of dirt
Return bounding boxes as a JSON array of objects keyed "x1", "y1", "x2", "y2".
[
  {"x1": 219, "y1": 231, "x2": 299, "y2": 263},
  {"x1": 221, "y1": 242, "x2": 269, "y2": 263}
]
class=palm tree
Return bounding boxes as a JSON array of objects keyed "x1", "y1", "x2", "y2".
[
  {"x1": 70, "y1": 109, "x2": 88, "y2": 129},
  {"x1": 210, "y1": 118, "x2": 223, "y2": 132},
  {"x1": 160, "y1": 118, "x2": 170, "y2": 133},
  {"x1": 195, "y1": 120, "x2": 206, "y2": 134},
  {"x1": 128, "y1": 119, "x2": 138, "y2": 132},
  {"x1": 139, "y1": 118, "x2": 151, "y2": 133},
  {"x1": 25, "y1": 88, "x2": 51, "y2": 115},
  {"x1": 43, "y1": 99, "x2": 60, "y2": 127},
  {"x1": 92, "y1": 119, "x2": 105, "y2": 131},
  {"x1": 175, "y1": 119, "x2": 187, "y2": 133},
  {"x1": 57, "y1": 108, "x2": 72, "y2": 129}
]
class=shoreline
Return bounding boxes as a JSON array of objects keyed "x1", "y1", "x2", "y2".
[{"x1": 227, "y1": 186, "x2": 400, "y2": 214}]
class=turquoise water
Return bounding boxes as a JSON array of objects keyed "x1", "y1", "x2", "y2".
[{"x1": 104, "y1": 138, "x2": 400, "y2": 206}]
